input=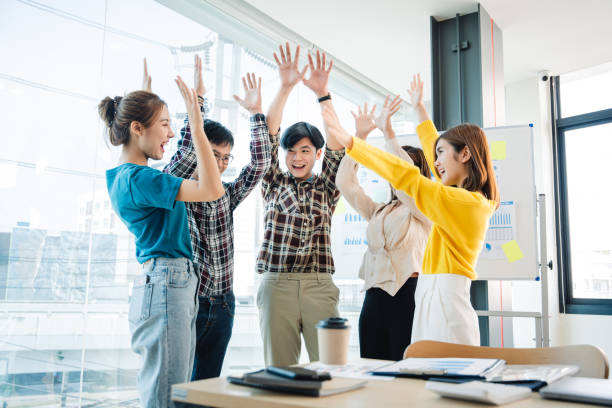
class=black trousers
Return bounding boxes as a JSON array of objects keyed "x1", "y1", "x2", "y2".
[{"x1": 358, "y1": 277, "x2": 418, "y2": 361}]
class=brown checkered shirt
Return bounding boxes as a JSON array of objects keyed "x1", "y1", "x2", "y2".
[{"x1": 256, "y1": 132, "x2": 345, "y2": 274}]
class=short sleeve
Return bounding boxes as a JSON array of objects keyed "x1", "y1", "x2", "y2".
[{"x1": 130, "y1": 167, "x2": 183, "y2": 209}]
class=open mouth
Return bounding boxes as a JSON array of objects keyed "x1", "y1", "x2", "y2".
[{"x1": 292, "y1": 164, "x2": 306, "y2": 171}]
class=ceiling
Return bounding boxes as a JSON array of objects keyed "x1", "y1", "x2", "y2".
[{"x1": 244, "y1": 0, "x2": 612, "y2": 97}]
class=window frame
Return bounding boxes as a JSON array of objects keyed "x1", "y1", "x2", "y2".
[{"x1": 552, "y1": 75, "x2": 612, "y2": 315}]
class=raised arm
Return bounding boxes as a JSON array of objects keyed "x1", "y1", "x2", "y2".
[
  {"x1": 373, "y1": 95, "x2": 429, "y2": 224},
  {"x1": 267, "y1": 42, "x2": 307, "y2": 137},
  {"x1": 174, "y1": 76, "x2": 224, "y2": 202},
  {"x1": 164, "y1": 54, "x2": 209, "y2": 178},
  {"x1": 336, "y1": 105, "x2": 380, "y2": 220},
  {"x1": 321, "y1": 103, "x2": 486, "y2": 232},
  {"x1": 408, "y1": 73, "x2": 429, "y2": 125},
  {"x1": 303, "y1": 50, "x2": 343, "y2": 151},
  {"x1": 262, "y1": 43, "x2": 306, "y2": 199},
  {"x1": 142, "y1": 58, "x2": 152, "y2": 92},
  {"x1": 228, "y1": 73, "x2": 271, "y2": 209},
  {"x1": 408, "y1": 74, "x2": 440, "y2": 182}
]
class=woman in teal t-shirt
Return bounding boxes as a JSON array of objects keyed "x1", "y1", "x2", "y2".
[{"x1": 101, "y1": 75, "x2": 224, "y2": 408}]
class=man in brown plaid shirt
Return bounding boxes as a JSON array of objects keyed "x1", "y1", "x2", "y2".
[
  {"x1": 163, "y1": 57, "x2": 271, "y2": 380},
  {"x1": 257, "y1": 43, "x2": 346, "y2": 366}
]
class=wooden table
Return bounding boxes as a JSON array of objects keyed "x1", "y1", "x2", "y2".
[{"x1": 172, "y1": 365, "x2": 596, "y2": 408}]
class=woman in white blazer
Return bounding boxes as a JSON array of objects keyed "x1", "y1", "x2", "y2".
[{"x1": 336, "y1": 96, "x2": 432, "y2": 360}]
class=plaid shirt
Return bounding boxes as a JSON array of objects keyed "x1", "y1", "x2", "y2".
[
  {"x1": 164, "y1": 101, "x2": 271, "y2": 296},
  {"x1": 257, "y1": 132, "x2": 345, "y2": 274}
]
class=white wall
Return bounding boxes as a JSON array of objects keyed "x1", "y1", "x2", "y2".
[
  {"x1": 244, "y1": 0, "x2": 435, "y2": 98},
  {"x1": 505, "y1": 77, "x2": 612, "y2": 360}
]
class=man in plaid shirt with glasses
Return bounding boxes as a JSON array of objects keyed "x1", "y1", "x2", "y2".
[
  {"x1": 163, "y1": 56, "x2": 271, "y2": 380},
  {"x1": 256, "y1": 44, "x2": 346, "y2": 366}
]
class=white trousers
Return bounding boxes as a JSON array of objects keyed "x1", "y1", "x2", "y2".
[{"x1": 411, "y1": 273, "x2": 480, "y2": 346}]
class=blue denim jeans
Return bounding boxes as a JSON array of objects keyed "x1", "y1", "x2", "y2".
[
  {"x1": 191, "y1": 291, "x2": 235, "y2": 380},
  {"x1": 129, "y1": 257, "x2": 199, "y2": 408}
]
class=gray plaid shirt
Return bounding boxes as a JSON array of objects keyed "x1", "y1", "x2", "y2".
[{"x1": 164, "y1": 101, "x2": 271, "y2": 296}]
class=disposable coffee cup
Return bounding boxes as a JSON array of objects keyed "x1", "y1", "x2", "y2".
[{"x1": 316, "y1": 317, "x2": 350, "y2": 365}]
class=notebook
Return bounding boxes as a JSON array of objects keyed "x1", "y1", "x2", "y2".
[
  {"x1": 228, "y1": 369, "x2": 367, "y2": 397},
  {"x1": 370, "y1": 357, "x2": 506, "y2": 381},
  {"x1": 539, "y1": 376, "x2": 612, "y2": 406}
]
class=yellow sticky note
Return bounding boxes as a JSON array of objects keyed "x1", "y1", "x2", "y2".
[
  {"x1": 335, "y1": 197, "x2": 347, "y2": 215},
  {"x1": 502, "y1": 240, "x2": 524, "y2": 263},
  {"x1": 491, "y1": 141, "x2": 507, "y2": 160}
]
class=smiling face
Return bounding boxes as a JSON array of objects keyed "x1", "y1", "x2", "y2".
[
  {"x1": 285, "y1": 136, "x2": 322, "y2": 181},
  {"x1": 135, "y1": 105, "x2": 174, "y2": 161},
  {"x1": 434, "y1": 138, "x2": 470, "y2": 187}
]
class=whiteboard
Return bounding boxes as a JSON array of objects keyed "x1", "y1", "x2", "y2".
[{"x1": 331, "y1": 125, "x2": 539, "y2": 280}]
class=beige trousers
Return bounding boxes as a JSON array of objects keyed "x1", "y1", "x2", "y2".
[{"x1": 256, "y1": 272, "x2": 340, "y2": 367}]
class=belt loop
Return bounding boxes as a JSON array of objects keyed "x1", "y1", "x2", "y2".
[
  {"x1": 316, "y1": 272, "x2": 321, "y2": 282},
  {"x1": 275, "y1": 272, "x2": 281, "y2": 281}
]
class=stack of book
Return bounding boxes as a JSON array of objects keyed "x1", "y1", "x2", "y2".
[{"x1": 228, "y1": 368, "x2": 367, "y2": 397}]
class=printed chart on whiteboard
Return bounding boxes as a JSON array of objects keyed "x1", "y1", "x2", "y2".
[{"x1": 481, "y1": 201, "x2": 517, "y2": 260}]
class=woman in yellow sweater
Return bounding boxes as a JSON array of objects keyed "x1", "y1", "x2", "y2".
[{"x1": 321, "y1": 75, "x2": 499, "y2": 346}]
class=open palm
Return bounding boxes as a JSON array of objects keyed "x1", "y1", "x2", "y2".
[
  {"x1": 351, "y1": 103, "x2": 376, "y2": 139},
  {"x1": 233, "y1": 72, "x2": 262, "y2": 114},
  {"x1": 303, "y1": 50, "x2": 333, "y2": 97},
  {"x1": 408, "y1": 73, "x2": 424, "y2": 107},
  {"x1": 375, "y1": 95, "x2": 402, "y2": 134},
  {"x1": 274, "y1": 42, "x2": 306, "y2": 88}
]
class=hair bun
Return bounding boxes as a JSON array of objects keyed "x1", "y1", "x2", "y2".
[{"x1": 98, "y1": 96, "x2": 123, "y2": 128}]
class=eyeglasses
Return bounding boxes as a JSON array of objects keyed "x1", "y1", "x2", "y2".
[{"x1": 214, "y1": 152, "x2": 234, "y2": 165}]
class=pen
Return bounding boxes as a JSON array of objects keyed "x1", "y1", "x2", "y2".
[{"x1": 399, "y1": 368, "x2": 447, "y2": 375}]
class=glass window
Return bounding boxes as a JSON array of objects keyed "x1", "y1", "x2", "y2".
[
  {"x1": 559, "y1": 62, "x2": 612, "y2": 117},
  {"x1": 563, "y1": 123, "x2": 612, "y2": 299},
  {"x1": 555, "y1": 61, "x2": 612, "y2": 314},
  {"x1": 1, "y1": 0, "x2": 408, "y2": 404}
]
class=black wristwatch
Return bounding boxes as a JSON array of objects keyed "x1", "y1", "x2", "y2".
[{"x1": 318, "y1": 93, "x2": 331, "y2": 103}]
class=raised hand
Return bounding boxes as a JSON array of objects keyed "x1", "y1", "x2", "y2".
[
  {"x1": 142, "y1": 58, "x2": 152, "y2": 92},
  {"x1": 194, "y1": 54, "x2": 206, "y2": 97},
  {"x1": 233, "y1": 72, "x2": 263, "y2": 115},
  {"x1": 374, "y1": 95, "x2": 402, "y2": 136},
  {"x1": 407, "y1": 73, "x2": 424, "y2": 109},
  {"x1": 407, "y1": 73, "x2": 430, "y2": 123},
  {"x1": 303, "y1": 50, "x2": 333, "y2": 98},
  {"x1": 175, "y1": 75, "x2": 202, "y2": 128},
  {"x1": 351, "y1": 103, "x2": 376, "y2": 140},
  {"x1": 321, "y1": 106, "x2": 353, "y2": 149},
  {"x1": 273, "y1": 42, "x2": 307, "y2": 90}
]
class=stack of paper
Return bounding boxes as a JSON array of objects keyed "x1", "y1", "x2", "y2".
[{"x1": 370, "y1": 357, "x2": 506, "y2": 381}]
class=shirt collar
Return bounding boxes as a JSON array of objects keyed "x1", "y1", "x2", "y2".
[{"x1": 290, "y1": 173, "x2": 316, "y2": 184}]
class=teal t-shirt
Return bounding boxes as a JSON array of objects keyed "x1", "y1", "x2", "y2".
[{"x1": 106, "y1": 163, "x2": 193, "y2": 263}]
